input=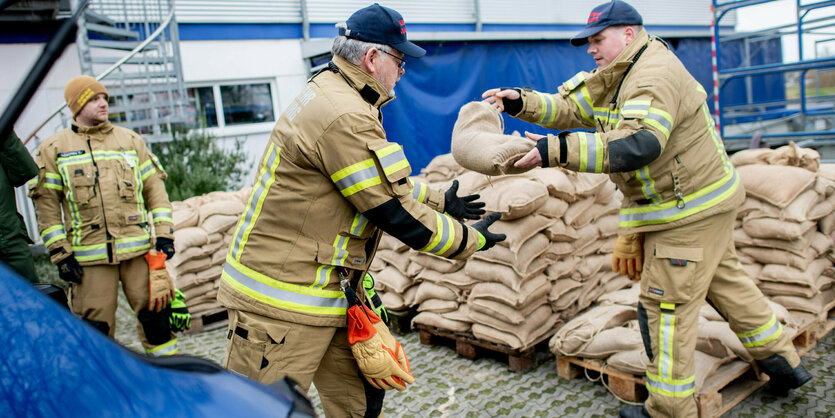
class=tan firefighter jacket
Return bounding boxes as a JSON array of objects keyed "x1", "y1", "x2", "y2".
[
  {"x1": 512, "y1": 29, "x2": 744, "y2": 235},
  {"x1": 218, "y1": 55, "x2": 481, "y2": 327},
  {"x1": 29, "y1": 121, "x2": 173, "y2": 265}
]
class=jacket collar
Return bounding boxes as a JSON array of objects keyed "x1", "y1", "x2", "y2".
[
  {"x1": 71, "y1": 120, "x2": 114, "y2": 136},
  {"x1": 584, "y1": 28, "x2": 651, "y2": 98},
  {"x1": 331, "y1": 55, "x2": 394, "y2": 108}
]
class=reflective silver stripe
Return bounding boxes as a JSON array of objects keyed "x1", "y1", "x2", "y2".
[
  {"x1": 378, "y1": 148, "x2": 407, "y2": 175},
  {"x1": 351, "y1": 214, "x2": 369, "y2": 236},
  {"x1": 152, "y1": 209, "x2": 172, "y2": 221},
  {"x1": 314, "y1": 265, "x2": 333, "y2": 289},
  {"x1": 737, "y1": 314, "x2": 782, "y2": 347},
  {"x1": 74, "y1": 246, "x2": 107, "y2": 259},
  {"x1": 646, "y1": 375, "x2": 695, "y2": 394},
  {"x1": 231, "y1": 145, "x2": 279, "y2": 259},
  {"x1": 140, "y1": 162, "x2": 155, "y2": 178},
  {"x1": 334, "y1": 165, "x2": 379, "y2": 192},
  {"x1": 541, "y1": 93, "x2": 554, "y2": 124},
  {"x1": 411, "y1": 182, "x2": 425, "y2": 200},
  {"x1": 622, "y1": 103, "x2": 650, "y2": 115},
  {"x1": 44, "y1": 177, "x2": 63, "y2": 187},
  {"x1": 566, "y1": 74, "x2": 585, "y2": 90},
  {"x1": 572, "y1": 89, "x2": 594, "y2": 121},
  {"x1": 223, "y1": 261, "x2": 348, "y2": 310},
  {"x1": 332, "y1": 235, "x2": 348, "y2": 267},
  {"x1": 116, "y1": 238, "x2": 150, "y2": 252},
  {"x1": 424, "y1": 213, "x2": 453, "y2": 254},
  {"x1": 42, "y1": 227, "x2": 66, "y2": 244},
  {"x1": 660, "y1": 312, "x2": 673, "y2": 379},
  {"x1": 619, "y1": 169, "x2": 738, "y2": 224},
  {"x1": 147, "y1": 340, "x2": 178, "y2": 356},
  {"x1": 636, "y1": 166, "x2": 661, "y2": 203},
  {"x1": 645, "y1": 111, "x2": 673, "y2": 133}
]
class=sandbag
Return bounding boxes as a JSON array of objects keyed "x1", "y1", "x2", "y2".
[
  {"x1": 201, "y1": 214, "x2": 239, "y2": 235},
  {"x1": 573, "y1": 326, "x2": 643, "y2": 359},
  {"x1": 468, "y1": 274, "x2": 550, "y2": 308},
  {"x1": 549, "y1": 304, "x2": 636, "y2": 356},
  {"x1": 464, "y1": 259, "x2": 541, "y2": 291},
  {"x1": 417, "y1": 298, "x2": 458, "y2": 313},
  {"x1": 535, "y1": 197, "x2": 570, "y2": 219},
  {"x1": 375, "y1": 249, "x2": 413, "y2": 276},
  {"x1": 470, "y1": 298, "x2": 548, "y2": 325},
  {"x1": 544, "y1": 219, "x2": 579, "y2": 242},
  {"x1": 772, "y1": 287, "x2": 835, "y2": 314},
  {"x1": 524, "y1": 168, "x2": 577, "y2": 202},
  {"x1": 742, "y1": 217, "x2": 816, "y2": 241},
  {"x1": 414, "y1": 281, "x2": 459, "y2": 305},
  {"x1": 545, "y1": 256, "x2": 579, "y2": 280},
  {"x1": 177, "y1": 257, "x2": 213, "y2": 275},
  {"x1": 420, "y1": 153, "x2": 466, "y2": 182},
  {"x1": 415, "y1": 268, "x2": 478, "y2": 289},
  {"x1": 375, "y1": 266, "x2": 413, "y2": 294},
  {"x1": 738, "y1": 246, "x2": 817, "y2": 271},
  {"x1": 597, "y1": 214, "x2": 619, "y2": 238},
  {"x1": 737, "y1": 164, "x2": 816, "y2": 208},
  {"x1": 605, "y1": 348, "x2": 649, "y2": 375},
  {"x1": 411, "y1": 252, "x2": 465, "y2": 273},
  {"x1": 571, "y1": 172, "x2": 610, "y2": 198},
  {"x1": 378, "y1": 233, "x2": 408, "y2": 253},
  {"x1": 412, "y1": 311, "x2": 470, "y2": 333},
  {"x1": 760, "y1": 259, "x2": 833, "y2": 286},
  {"x1": 471, "y1": 233, "x2": 552, "y2": 276},
  {"x1": 450, "y1": 101, "x2": 535, "y2": 176},
  {"x1": 172, "y1": 205, "x2": 199, "y2": 230},
  {"x1": 562, "y1": 196, "x2": 597, "y2": 228},
  {"x1": 173, "y1": 227, "x2": 209, "y2": 253},
  {"x1": 476, "y1": 177, "x2": 549, "y2": 221},
  {"x1": 730, "y1": 148, "x2": 772, "y2": 167},
  {"x1": 440, "y1": 304, "x2": 471, "y2": 323},
  {"x1": 198, "y1": 200, "x2": 245, "y2": 225},
  {"x1": 471, "y1": 305, "x2": 560, "y2": 350},
  {"x1": 572, "y1": 254, "x2": 610, "y2": 281},
  {"x1": 380, "y1": 291, "x2": 407, "y2": 311}
]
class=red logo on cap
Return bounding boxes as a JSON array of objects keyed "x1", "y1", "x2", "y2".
[
  {"x1": 400, "y1": 19, "x2": 406, "y2": 34},
  {"x1": 588, "y1": 11, "x2": 601, "y2": 23}
]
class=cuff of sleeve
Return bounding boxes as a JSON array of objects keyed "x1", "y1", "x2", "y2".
[
  {"x1": 519, "y1": 89, "x2": 541, "y2": 121},
  {"x1": 502, "y1": 88, "x2": 524, "y2": 116},
  {"x1": 537, "y1": 137, "x2": 550, "y2": 168}
]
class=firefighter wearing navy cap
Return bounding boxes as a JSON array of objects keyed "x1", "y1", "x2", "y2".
[
  {"x1": 217, "y1": 3, "x2": 504, "y2": 416},
  {"x1": 483, "y1": 1, "x2": 810, "y2": 416},
  {"x1": 29, "y1": 75, "x2": 183, "y2": 356}
]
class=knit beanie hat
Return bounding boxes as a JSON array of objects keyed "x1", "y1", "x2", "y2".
[{"x1": 64, "y1": 75, "x2": 109, "y2": 116}]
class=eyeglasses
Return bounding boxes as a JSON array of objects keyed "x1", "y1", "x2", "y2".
[{"x1": 380, "y1": 49, "x2": 406, "y2": 69}]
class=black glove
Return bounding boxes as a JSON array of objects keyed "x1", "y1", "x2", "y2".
[
  {"x1": 444, "y1": 180, "x2": 486, "y2": 220},
  {"x1": 156, "y1": 237, "x2": 175, "y2": 259},
  {"x1": 501, "y1": 87, "x2": 523, "y2": 116},
  {"x1": 57, "y1": 255, "x2": 84, "y2": 284},
  {"x1": 471, "y1": 212, "x2": 506, "y2": 251}
]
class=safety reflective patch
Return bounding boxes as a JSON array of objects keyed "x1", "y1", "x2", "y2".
[
  {"x1": 58, "y1": 150, "x2": 85, "y2": 158},
  {"x1": 649, "y1": 287, "x2": 664, "y2": 296}
]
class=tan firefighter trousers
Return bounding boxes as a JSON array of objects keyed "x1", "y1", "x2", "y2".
[{"x1": 639, "y1": 209, "x2": 800, "y2": 417}]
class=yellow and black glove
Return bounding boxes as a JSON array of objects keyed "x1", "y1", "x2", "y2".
[
  {"x1": 612, "y1": 233, "x2": 644, "y2": 280},
  {"x1": 170, "y1": 288, "x2": 191, "y2": 332}
]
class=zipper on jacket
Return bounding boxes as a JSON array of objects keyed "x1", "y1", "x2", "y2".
[{"x1": 87, "y1": 138, "x2": 113, "y2": 263}]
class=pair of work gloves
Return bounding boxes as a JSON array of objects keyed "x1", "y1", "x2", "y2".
[
  {"x1": 146, "y1": 238, "x2": 190, "y2": 331},
  {"x1": 612, "y1": 233, "x2": 644, "y2": 280},
  {"x1": 444, "y1": 180, "x2": 506, "y2": 251}
]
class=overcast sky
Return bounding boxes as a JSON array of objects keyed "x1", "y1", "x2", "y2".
[{"x1": 734, "y1": 0, "x2": 835, "y2": 60}]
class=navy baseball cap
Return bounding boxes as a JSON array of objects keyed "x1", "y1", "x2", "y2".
[
  {"x1": 570, "y1": 0, "x2": 643, "y2": 46},
  {"x1": 339, "y1": 3, "x2": 426, "y2": 58}
]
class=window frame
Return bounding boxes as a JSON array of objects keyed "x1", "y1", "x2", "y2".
[{"x1": 186, "y1": 79, "x2": 279, "y2": 137}]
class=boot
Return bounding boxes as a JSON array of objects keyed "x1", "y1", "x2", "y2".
[
  {"x1": 755, "y1": 355, "x2": 812, "y2": 396},
  {"x1": 618, "y1": 405, "x2": 650, "y2": 418}
]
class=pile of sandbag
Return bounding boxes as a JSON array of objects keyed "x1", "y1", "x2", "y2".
[
  {"x1": 168, "y1": 188, "x2": 250, "y2": 326},
  {"x1": 730, "y1": 143, "x2": 835, "y2": 318},
  {"x1": 551, "y1": 284, "x2": 802, "y2": 393}
]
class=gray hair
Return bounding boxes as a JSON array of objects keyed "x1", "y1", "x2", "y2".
[{"x1": 332, "y1": 22, "x2": 394, "y2": 65}]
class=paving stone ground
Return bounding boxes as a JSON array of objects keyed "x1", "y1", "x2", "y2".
[{"x1": 114, "y1": 292, "x2": 834, "y2": 417}]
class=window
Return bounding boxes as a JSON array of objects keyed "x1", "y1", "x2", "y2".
[{"x1": 187, "y1": 81, "x2": 275, "y2": 129}]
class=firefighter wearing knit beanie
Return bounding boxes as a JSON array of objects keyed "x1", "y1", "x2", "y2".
[{"x1": 64, "y1": 75, "x2": 108, "y2": 117}]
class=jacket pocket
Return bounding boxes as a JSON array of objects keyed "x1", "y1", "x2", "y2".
[
  {"x1": 224, "y1": 321, "x2": 289, "y2": 381},
  {"x1": 315, "y1": 240, "x2": 367, "y2": 269},
  {"x1": 642, "y1": 243, "x2": 703, "y2": 303},
  {"x1": 367, "y1": 140, "x2": 411, "y2": 197},
  {"x1": 68, "y1": 166, "x2": 96, "y2": 205}
]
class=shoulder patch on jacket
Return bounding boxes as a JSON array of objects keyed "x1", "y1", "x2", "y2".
[
  {"x1": 57, "y1": 150, "x2": 85, "y2": 158},
  {"x1": 561, "y1": 72, "x2": 588, "y2": 92},
  {"x1": 367, "y1": 140, "x2": 411, "y2": 183},
  {"x1": 352, "y1": 123, "x2": 376, "y2": 134}
]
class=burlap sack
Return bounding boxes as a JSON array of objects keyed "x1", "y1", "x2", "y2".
[
  {"x1": 412, "y1": 252, "x2": 465, "y2": 273},
  {"x1": 572, "y1": 254, "x2": 610, "y2": 281},
  {"x1": 597, "y1": 214, "x2": 619, "y2": 238},
  {"x1": 571, "y1": 172, "x2": 610, "y2": 198},
  {"x1": 469, "y1": 274, "x2": 550, "y2": 308},
  {"x1": 599, "y1": 273, "x2": 633, "y2": 295},
  {"x1": 380, "y1": 291, "x2": 408, "y2": 311},
  {"x1": 595, "y1": 180, "x2": 618, "y2": 204},
  {"x1": 168, "y1": 246, "x2": 206, "y2": 269},
  {"x1": 605, "y1": 349, "x2": 649, "y2": 375},
  {"x1": 198, "y1": 199, "x2": 245, "y2": 225},
  {"x1": 183, "y1": 280, "x2": 215, "y2": 301},
  {"x1": 464, "y1": 259, "x2": 542, "y2": 291},
  {"x1": 574, "y1": 326, "x2": 643, "y2": 359},
  {"x1": 413, "y1": 311, "x2": 471, "y2": 332},
  {"x1": 571, "y1": 223, "x2": 600, "y2": 254},
  {"x1": 414, "y1": 282, "x2": 459, "y2": 305},
  {"x1": 375, "y1": 266, "x2": 413, "y2": 294},
  {"x1": 563, "y1": 196, "x2": 597, "y2": 228},
  {"x1": 196, "y1": 264, "x2": 222, "y2": 281},
  {"x1": 378, "y1": 233, "x2": 408, "y2": 253},
  {"x1": 809, "y1": 197, "x2": 835, "y2": 221},
  {"x1": 173, "y1": 227, "x2": 209, "y2": 253},
  {"x1": 758, "y1": 278, "x2": 830, "y2": 298},
  {"x1": 451, "y1": 101, "x2": 535, "y2": 176},
  {"x1": 544, "y1": 219, "x2": 579, "y2": 242},
  {"x1": 545, "y1": 256, "x2": 579, "y2": 280},
  {"x1": 766, "y1": 142, "x2": 820, "y2": 172},
  {"x1": 597, "y1": 237, "x2": 616, "y2": 255},
  {"x1": 738, "y1": 246, "x2": 816, "y2": 271},
  {"x1": 577, "y1": 283, "x2": 607, "y2": 311},
  {"x1": 730, "y1": 148, "x2": 772, "y2": 168},
  {"x1": 173, "y1": 272, "x2": 198, "y2": 290},
  {"x1": 549, "y1": 304, "x2": 636, "y2": 356},
  {"x1": 567, "y1": 199, "x2": 620, "y2": 229},
  {"x1": 820, "y1": 211, "x2": 835, "y2": 236},
  {"x1": 812, "y1": 231, "x2": 834, "y2": 255},
  {"x1": 177, "y1": 256, "x2": 213, "y2": 275},
  {"x1": 420, "y1": 153, "x2": 466, "y2": 182},
  {"x1": 761, "y1": 258, "x2": 833, "y2": 286},
  {"x1": 524, "y1": 168, "x2": 578, "y2": 202},
  {"x1": 694, "y1": 352, "x2": 736, "y2": 393},
  {"x1": 742, "y1": 217, "x2": 816, "y2": 241},
  {"x1": 454, "y1": 170, "x2": 493, "y2": 195},
  {"x1": 234, "y1": 186, "x2": 252, "y2": 204},
  {"x1": 485, "y1": 214, "x2": 554, "y2": 253},
  {"x1": 471, "y1": 304, "x2": 559, "y2": 350},
  {"x1": 696, "y1": 319, "x2": 753, "y2": 362},
  {"x1": 472, "y1": 232, "x2": 552, "y2": 276},
  {"x1": 416, "y1": 268, "x2": 478, "y2": 289},
  {"x1": 736, "y1": 228, "x2": 813, "y2": 257},
  {"x1": 470, "y1": 298, "x2": 549, "y2": 325},
  {"x1": 369, "y1": 257, "x2": 387, "y2": 273},
  {"x1": 417, "y1": 298, "x2": 458, "y2": 313},
  {"x1": 597, "y1": 283, "x2": 640, "y2": 307},
  {"x1": 737, "y1": 164, "x2": 817, "y2": 208},
  {"x1": 172, "y1": 205, "x2": 199, "y2": 231},
  {"x1": 535, "y1": 197, "x2": 570, "y2": 219},
  {"x1": 375, "y1": 249, "x2": 412, "y2": 276},
  {"x1": 740, "y1": 263, "x2": 763, "y2": 283},
  {"x1": 772, "y1": 287, "x2": 835, "y2": 314},
  {"x1": 476, "y1": 177, "x2": 549, "y2": 221}
]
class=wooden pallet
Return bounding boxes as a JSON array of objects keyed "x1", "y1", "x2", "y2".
[
  {"x1": 385, "y1": 308, "x2": 418, "y2": 335},
  {"x1": 184, "y1": 308, "x2": 228, "y2": 334},
  {"x1": 556, "y1": 356, "x2": 647, "y2": 402},
  {"x1": 416, "y1": 324, "x2": 555, "y2": 373}
]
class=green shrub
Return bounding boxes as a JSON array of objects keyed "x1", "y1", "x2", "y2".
[{"x1": 152, "y1": 128, "x2": 248, "y2": 202}]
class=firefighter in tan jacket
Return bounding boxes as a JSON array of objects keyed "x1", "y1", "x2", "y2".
[
  {"x1": 217, "y1": 4, "x2": 504, "y2": 417},
  {"x1": 484, "y1": 1, "x2": 810, "y2": 417},
  {"x1": 29, "y1": 76, "x2": 180, "y2": 356}
]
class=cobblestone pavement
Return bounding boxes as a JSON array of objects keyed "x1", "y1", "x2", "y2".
[{"x1": 114, "y1": 294, "x2": 834, "y2": 417}]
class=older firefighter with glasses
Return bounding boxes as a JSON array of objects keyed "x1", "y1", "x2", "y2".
[
  {"x1": 29, "y1": 76, "x2": 189, "y2": 357},
  {"x1": 217, "y1": 3, "x2": 504, "y2": 417},
  {"x1": 483, "y1": 1, "x2": 810, "y2": 417}
]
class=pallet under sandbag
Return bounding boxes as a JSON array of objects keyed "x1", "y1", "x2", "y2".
[{"x1": 415, "y1": 323, "x2": 557, "y2": 373}]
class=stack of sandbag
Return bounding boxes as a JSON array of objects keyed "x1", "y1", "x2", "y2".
[
  {"x1": 168, "y1": 187, "x2": 250, "y2": 324},
  {"x1": 730, "y1": 143, "x2": 835, "y2": 319},
  {"x1": 552, "y1": 284, "x2": 801, "y2": 394},
  {"x1": 368, "y1": 233, "x2": 422, "y2": 313}
]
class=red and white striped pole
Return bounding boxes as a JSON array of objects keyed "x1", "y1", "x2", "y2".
[{"x1": 710, "y1": 3, "x2": 721, "y2": 132}]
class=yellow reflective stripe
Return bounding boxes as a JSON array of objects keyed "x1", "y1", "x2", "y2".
[
  {"x1": 140, "y1": 159, "x2": 156, "y2": 181},
  {"x1": 151, "y1": 208, "x2": 173, "y2": 224},
  {"x1": 222, "y1": 256, "x2": 348, "y2": 316},
  {"x1": 660, "y1": 302, "x2": 676, "y2": 311},
  {"x1": 701, "y1": 104, "x2": 733, "y2": 170},
  {"x1": 349, "y1": 212, "x2": 370, "y2": 236},
  {"x1": 411, "y1": 180, "x2": 428, "y2": 203},
  {"x1": 421, "y1": 212, "x2": 456, "y2": 255},
  {"x1": 736, "y1": 313, "x2": 783, "y2": 347},
  {"x1": 578, "y1": 132, "x2": 604, "y2": 173},
  {"x1": 536, "y1": 92, "x2": 557, "y2": 125},
  {"x1": 331, "y1": 159, "x2": 381, "y2": 198},
  {"x1": 231, "y1": 143, "x2": 280, "y2": 262},
  {"x1": 72, "y1": 243, "x2": 108, "y2": 262},
  {"x1": 644, "y1": 107, "x2": 673, "y2": 140},
  {"x1": 41, "y1": 225, "x2": 67, "y2": 247},
  {"x1": 313, "y1": 265, "x2": 334, "y2": 289},
  {"x1": 622, "y1": 99, "x2": 651, "y2": 118},
  {"x1": 594, "y1": 107, "x2": 619, "y2": 126},
  {"x1": 146, "y1": 338, "x2": 178, "y2": 356},
  {"x1": 115, "y1": 234, "x2": 151, "y2": 254},
  {"x1": 331, "y1": 234, "x2": 349, "y2": 267},
  {"x1": 635, "y1": 166, "x2": 661, "y2": 204},
  {"x1": 645, "y1": 372, "x2": 695, "y2": 398},
  {"x1": 659, "y1": 309, "x2": 675, "y2": 379},
  {"x1": 569, "y1": 86, "x2": 594, "y2": 124},
  {"x1": 376, "y1": 144, "x2": 409, "y2": 177},
  {"x1": 43, "y1": 172, "x2": 63, "y2": 190},
  {"x1": 564, "y1": 72, "x2": 586, "y2": 90},
  {"x1": 619, "y1": 169, "x2": 739, "y2": 228}
]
